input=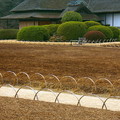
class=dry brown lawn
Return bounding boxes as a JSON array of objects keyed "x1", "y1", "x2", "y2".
[
  {"x1": 0, "y1": 96, "x2": 119, "y2": 120},
  {"x1": 0, "y1": 42, "x2": 120, "y2": 94}
]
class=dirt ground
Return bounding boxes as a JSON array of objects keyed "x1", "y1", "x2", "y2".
[
  {"x1": 0, "y1": 96, "x2": 119, "y2": 120},
  {"x1": 0, "y1": 43, "x2": 120, "y2": 78},
  {"x1": 0, "y1": 43, "x2": 120, "y2": 94}
]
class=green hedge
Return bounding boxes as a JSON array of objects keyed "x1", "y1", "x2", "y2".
[
  {"x1": 84, "y1": 31, "x2": 106, "y2": 41},
  {"x1": 109, "y1": 26, "x2": 119, "y2": 39},
  {"x1": 0, "y1": 29, "x2": 18, "y2": 39},
  {"x1": 84, "y1": 21, "x2": 101, "y2": 28},
  {"x1": 17, "y1": 26, "x2": 50, "y2": 41},
  {"x1": 61, "y1": 11, "x2": 82, "y2": 23},
  {"x1": 88, "y1": 25, "x2": 113, "y2": 39},
  {"x1": 57, "y1": 21, "x2": 87, "y2": 41},
  {"x1": 42, "y1": 24, "x2": 59, "y2": 36}
]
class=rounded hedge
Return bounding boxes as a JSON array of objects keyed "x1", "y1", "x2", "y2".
[
  {"x1": 17, "y1": 26, "x2": 50, "y2": 41},
  {"x1": 57, "y1": 21, "x2": 87, "y2": 41},
  {"x1": 84, "y1": 31, "x2": 106, "y2": 41},
  {"x1": 84, "y1": 21, "x2": 101, "y2": 28},
  {"x1": 61, "y1": 11, "x2": 82, "y2": 23},
  {"x1": 109, "y1": 26, "x2": 119, "y2": 39},
  {"x1": 42, "y1": 24, "x2": 59, "y2": 36},
  {"x1": 0, "y1": 29, "x2": 18, "y2": 40},
  {"x1": 88, "y1": 25, "x2": 113, "y2": 39}
]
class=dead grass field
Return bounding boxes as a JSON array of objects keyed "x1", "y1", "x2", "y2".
[
  {"x1": 0, "y1": 42, "x2": 120, "y2": 94},
  {"x1": 0, "y1": 96, "x2": 119, "y2": 120}
]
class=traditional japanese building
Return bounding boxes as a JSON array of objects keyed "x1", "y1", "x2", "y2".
[
  {"x1": 1, "y1": 0, "x2": 72, "y2": 28},
  {"x1": 1, "y1": 0, "x2": 120, "y2": 28}
]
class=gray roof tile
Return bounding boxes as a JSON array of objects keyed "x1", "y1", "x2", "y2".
[{"x1": 11, "y1": 0, "x2": 72, "y2": 12}]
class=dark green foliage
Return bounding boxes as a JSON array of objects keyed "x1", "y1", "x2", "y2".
[
  {"x1": 84, "y1": 31, "x2": 106, "y2": 41},
  {"x1": 0, "y1": 29, "x2": 18, "y2": 39},
  {"x1": 57, "y1": 21, "x2": 87, "y2": 41},
  {"x1": 17, "y1": 26, "x2": 50, "y2": 41},
  {"x1": 0, "y1": 0, "x2": 24, "y2": 17},
  {"x1": 88, "y1": 25, "x2": 113, "y2": 39},
  {"x1": 105, "y1": 24, "x2": 110, "y2": 26},
  {"x1": 0, "y1": 0, "x2": 24, "y2": 29},
  {"x1": 109, "y1": 26, "x2": 119, "y2": 39},
  {"x1": 61, "y1": 11, "x2": 82, "y2": 23},
  {"x1": 119, "y1": 29, "x2": 120, "y2": 41},
  {"x1": 42, "y1": 24, "x2": 60, "y2": 36},
  {"x1": 84, "y1": 21, "x2": 101, "y2": 28}
]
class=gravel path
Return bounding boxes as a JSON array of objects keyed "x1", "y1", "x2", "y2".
[{"x1": 0, "y1": 86, "x2": 120, "y2": 111}]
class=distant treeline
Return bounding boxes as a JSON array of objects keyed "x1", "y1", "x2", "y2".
[{"x1": 0, "y1": 0, "x2": 24, "y2": 29}]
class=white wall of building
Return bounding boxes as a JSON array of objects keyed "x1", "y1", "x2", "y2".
[
  {"x1": 99, "y1": 13, "x2": 120, "y2": 27},
  {"x1": 114, "y1": 13, "x2": 120, "y2": 27},
  {"x1": 106, "y1": 14, "x2": 113, "y2": 26}
]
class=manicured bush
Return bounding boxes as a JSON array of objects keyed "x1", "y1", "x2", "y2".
[
  {"x1": 118, "y1": 29, "x2": 120, "y2": 41},
  {"x1": 17, "y1": 26, "x2": 50, "y2": 41},
  {"x1": 42, "y1": 24, "x2": 60, "y2": 36},
  {"x1": 84, "y1": 21, "x2": 101, "y2": 28},
  {"x1": 84, "y1": 31, "x2": 106, "y2": 41},
  {"x1": 61, "y1": 11, "x2": 82, "y2": 23},
  {"x1": 0, "y1": 29, "x2": 18, "y2": 39},
  {"x1": 88, "y1": 25, "x2": 113, "y2": 39},
  {"x1": 57, "y1": 21, "x2": 87, "y2": 41},
  {"x1": 109, "y1": 26, "x2": 119, "y2": 39}
]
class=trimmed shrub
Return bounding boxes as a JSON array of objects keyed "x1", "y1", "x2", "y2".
[
  {"x1": 57, "y1": 21, "x2": 87, "y2": 41},
  {"x1": 109, "y1": 26, "x2": 119, "y2": 39},
  {"x1": 0, "y1": 29, "x2": 18, "y2": 39},
  {"x1": 84, "y1": 31, "x2": 106, "y2": 41},
  {"x1": 118, "y1": 29, "x2": 120, "y2": 41},
  {"x1": 42, "y1": 24, "x2": 60, "y2": 36},
  {"x1": 61, "y1": 11, "x2": 82, "y2": 23},
  {"x1": 17, "y1": 26, "x2": 50, "y2": 41},
  {"x1": 84, "y1": 21, "x2": 101, "y2": 28},
  {"x1": 88, "y1": 25, "x2": 113, "y2": 39}
]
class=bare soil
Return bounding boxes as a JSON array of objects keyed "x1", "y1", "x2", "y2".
[
  {"x1": 0, "y1": 96, "x2": 119, "y2": 120},
  {"x1": 0, "y1": 43, "x2": 120, "y2": 94}
]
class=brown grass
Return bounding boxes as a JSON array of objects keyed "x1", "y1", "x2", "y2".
[
  {"x1": 0, "y1": 42, "x2": 120, "y2": 95},
  {"x1": 0, "y1": 96, "x2": 119, "y2": 120}
]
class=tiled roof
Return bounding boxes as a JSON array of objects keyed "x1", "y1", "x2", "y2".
[{"x1": 11, "y1": 0, "x2": 72, "y2": 12}]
